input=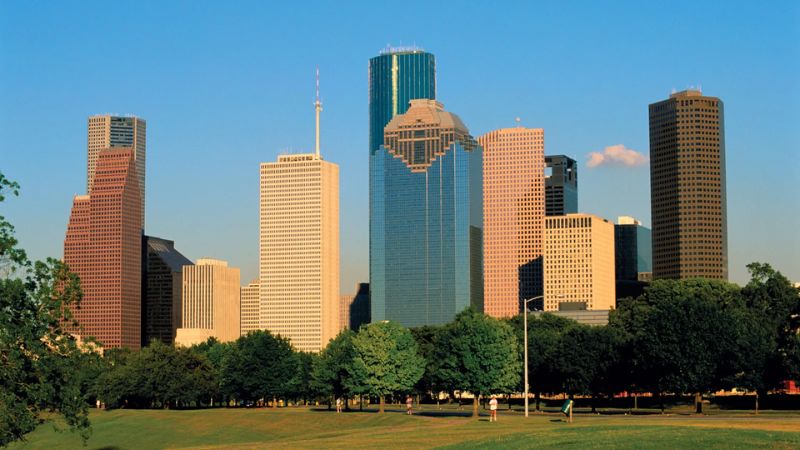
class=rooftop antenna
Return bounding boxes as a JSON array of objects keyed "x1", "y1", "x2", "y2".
[{"x1": 315, "y1": 67, "x2": 322, "y2": 158}]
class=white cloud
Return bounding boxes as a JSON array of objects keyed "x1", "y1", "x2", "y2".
[{"x1": 586, "y1": 144, "x2": 648, "y2": 168}]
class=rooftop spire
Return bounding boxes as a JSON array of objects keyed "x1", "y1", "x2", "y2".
[{"x1": 315, "y1": 67, "x2": 322, "y2": 158}]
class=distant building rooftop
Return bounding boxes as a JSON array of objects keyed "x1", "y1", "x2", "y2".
[
  {"x1": 378, "y1": 45, "x2": 426, "y2": 55},
  {"x1": 669, "y1": 89, "x2": 703, "y2": 98}
]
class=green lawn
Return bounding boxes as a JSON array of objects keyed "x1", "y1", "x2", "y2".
[{"x1": 11, "y1": 406, "x2": 800, "y2": 449}]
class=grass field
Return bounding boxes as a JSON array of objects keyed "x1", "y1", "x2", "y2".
[{"x1": 11, "y1": 405, "x2": 800, "y2": 449}]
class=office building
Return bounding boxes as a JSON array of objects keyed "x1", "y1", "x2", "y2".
[
  {"x1": 88, "y1": 115, "x2": 146, "y2": 228},
  {"x1": 175, "y1": 258, "x2": 240, "y2": 346},
  {"x1": 649, "y1": 89, "x2": 727, "y2": 279},
  {"x1": 259, "y1": 82, "x2": 339, "y2": 352},
  {"x1": 544, "y1": 155, "x2": 578, "y2": 216},
  {"x1": 614, "y1": 216, "x2": 652, "y2": 282},
  {"x1": 240, "y1": 280, "x2": 260, "y2": 336},
  {"x1": 64, "y1": 148, "x2": 142, "y2": 349},
  {"x1": 544, "y1": 213, "x2": 615, "y2": 311},
  {"x1": 260, "y1": 153, "x2": 339, "y2": 352},
  {"x1": 369, "y1": 47, "x2": 436, "y2": 156},
  {"x1": 370, "y1": 99, "x2": 483, "y2": 327},
  {"x1": 478, "y1": 127, "x2": 545, "y2": 317},
  {"x1": 142, "y1": 236, "x2": 192, "y2": 345},
  {"x1": 339, "y1": 283, "x2": 371, "y2": 331}
]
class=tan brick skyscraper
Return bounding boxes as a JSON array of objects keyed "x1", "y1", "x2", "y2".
[
  {"x1": 64, "y1": 148, "x2": 142, "y2": 349},
  {"x1": 649, "y1": 89, "x2": 727, "y2": 279},
  {"x1": 544, "y1": 214, "x2": 615, "y2": 311},
  {"x1": 478, "y1": 127, "x2": 545, "y2": 317},
  {"x1": 175, "y1": 258, "x2": 241, "y2": 346},
  {"x1": 260, "y1": 153, "x2": 339, "y2": 352},
  {"x1": 240, "y1": 280, "x2": 260, "y2": 336},
  {"x1": 88, "y1": 115, "x2": 146, "y2": 229}
]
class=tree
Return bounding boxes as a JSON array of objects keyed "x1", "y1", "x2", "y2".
[
  {"x1": 312, "y1": 330, "x2": 358, "y2": 408},
  {"x1": 193, "y1": 337, "x2": 232, "y2": 405},
  {"x1": 410, "y1": 325, "x2": 446, "y2": 401},
  {"x1": 738, "y1": 263, "x2": 800, "y2": 411},
  {"x1": 350, "y1": 321, "x2": 424, "y2": 413},
  {"x1": 437, "y1": 308, "x2": 521, "y2": 417},
  {"x1": 221, "y1": 330, "x2": 297, "y2": 406},
  {"x1": 0, "y1": 173, "x2": 92, "y2": 445},
  {"x1": 94, "y1": 341, "x2": 216, "y2": 409},
  {"x1": 615, "y1": 278, "x2": 744, "y2": 413},
  {"x1": 509, "y1": 312, "x2": 579, "y2": 411},
  {"x1": 289, "y1": 351, "x2": 316, "y2": 405}
]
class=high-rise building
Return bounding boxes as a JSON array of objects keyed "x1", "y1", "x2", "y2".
[
  {"x1": 478, "y1": 127, "x2": 545, "y2": 317},
  {"x1": 64, "y1": 148, "x2": 142, "y2": 349},
  {"x1": 175, "y1": 258, "x2": 240, "y2": 346},
  {"x1": 649, "y1": 89, "x2": 727, "y2": 279},
  {"x1": 544, "y1": 214, "x2": 615, "y2": 311},
  {"x1": 142, "y1": 236, "x2": 192, "y2": 345},
  {"x1": 260, "y1": 153, "x2": 339, "y2": 352},
  {"x1": 614, "y1": 216, "x2": 652, "y2": 282},
  {"x1": 88, "y1": 115, "x2": 146, "y2": 228},
  {"x1": 260, "y1": 73, "x2": 340, "y2": 353},
  {"x1": 240, "y1": 280, "x2": 260, "y2": 336},
  {"x1": 369, "y1": 47, "x2": 436, "y2": 156},
  {"x1": 339, "y1": 283, "x2": 371, "y2": 331},
  {"x1": 544, "y1": 155, "x2": 578, "y2": 216},
  {"x1": 370, "y1": 99, "x2": 483, "y2": 327}
]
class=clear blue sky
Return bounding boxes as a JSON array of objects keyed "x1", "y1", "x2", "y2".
[{"x1": 1, "y1": 1, "x2": 798, "y2": 290}]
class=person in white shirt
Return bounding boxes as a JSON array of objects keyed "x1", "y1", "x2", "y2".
[{"x1": 489, "y1": 396, "x2": 498, "y2": 422}]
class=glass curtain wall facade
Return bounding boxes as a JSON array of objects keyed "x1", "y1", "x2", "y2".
[
  {"x1": 370, "y1": 100, "x2": 483, "y2": 328},
  {"x1": 369, "y1": 49, "x2": 436, "y2": 155}
]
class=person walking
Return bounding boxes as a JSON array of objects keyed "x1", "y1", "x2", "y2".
[
  {"x1": 336, "y1": 397, "x2": 342, "y2": 413},
  {"x1": 489, "y1": 396, "x2": 498, "y2": 422},
  {"x1": 406, "y1": 395, "x2": 414, "y2": 415}
]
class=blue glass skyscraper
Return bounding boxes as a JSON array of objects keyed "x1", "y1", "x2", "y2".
[
  {"x1": 370, "y1": 99, "x2": 483, "y2": 327},
  {"x1": 369, "y1": 48, "x2": 436, "y2": 155}
]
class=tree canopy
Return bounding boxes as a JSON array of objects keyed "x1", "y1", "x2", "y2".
[
  {"x1": 350, "y1": 321, "x2": 424, "y2": 413},
  {"x1": 0, "y1": 172, "x2": 92, "y2": 445}
]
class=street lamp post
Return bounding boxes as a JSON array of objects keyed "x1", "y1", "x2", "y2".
[{"x1": 523, "y1": 295, "x2": 544, "y2": 418}]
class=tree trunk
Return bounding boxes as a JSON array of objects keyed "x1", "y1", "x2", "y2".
[
  {"x1": 591, "y1": 395, "x2": 597, "y2": 414},
  {"x1": 360, "y1": 395, "x2": 363, "y2": 411},
  {"x1": 379, "y1": 395, "x2": 385, "y2": 413},
  {"x1": 633, "y1": 392, "x2": 638, "y2": 410},
  {"x1": 755, "y1": 391, "x2": 760, "y2": 415},
  {"x1": 472, "y1": 394, "x2": 480, "y2": 418},
  {"x1": 273, "y1": 396, "x2": 277, "y2": 409},
  {"x1": 535, "y1": 390, "x2": 541, "y2": 412},
  {"x1": 346, "y1": 396, "x2": 351, "y2": 411},
  {"x1": 695, "y1": 393, "x2": 703, "y2": 414}
]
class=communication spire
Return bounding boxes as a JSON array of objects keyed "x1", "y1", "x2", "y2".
[{"x1": 315, "y1": 67, "x2": 322, "y2": 158}]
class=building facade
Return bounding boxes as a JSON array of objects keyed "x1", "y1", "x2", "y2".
[
  {"x1": 544, "y1": 214, "x2": 615, "y2": 311},
  {"x1": 370, "y1": 99, "x2": 483, "y2": 327},
  {"x1": 369, "y1": 48, "x2": 436, "y2": 156},
  {"x1": 176, "y1": 258, "x2": 240, "y2": 346},
  {"x1": 240, "y1": 280, "x2": 260, "y2": 336},
  {"x1": 544, "y1": 155, "x2": 578, "y2": 216},
  {"x1": 64, "y1": 148, "x2": 142, "y2": 349},
  {"x1": 88, "y1": 115, "x2": 146, "y2": 228},
  {"x1": 478, "y1": 127, "x2": 545, "y2": 317},
  {"x1": 260, "y1": 153, "x2": 339, "y2": 352},
  {"x1": 339, "y1": 283, "x2": 371, "y2": 331},
  {"x1": 649, "y1": 89, "x2": 727, "y2": 279},
  {"x1": 142, "y1": 236, "x2": 192, "y2": 345},
  {"x1": 614, "y1": 216, "x2": 653, "y2": 282}
]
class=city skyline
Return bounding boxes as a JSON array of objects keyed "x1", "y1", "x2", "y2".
[{"x1": 2, "y1": 1, "x2": 799, "y2": 290}]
